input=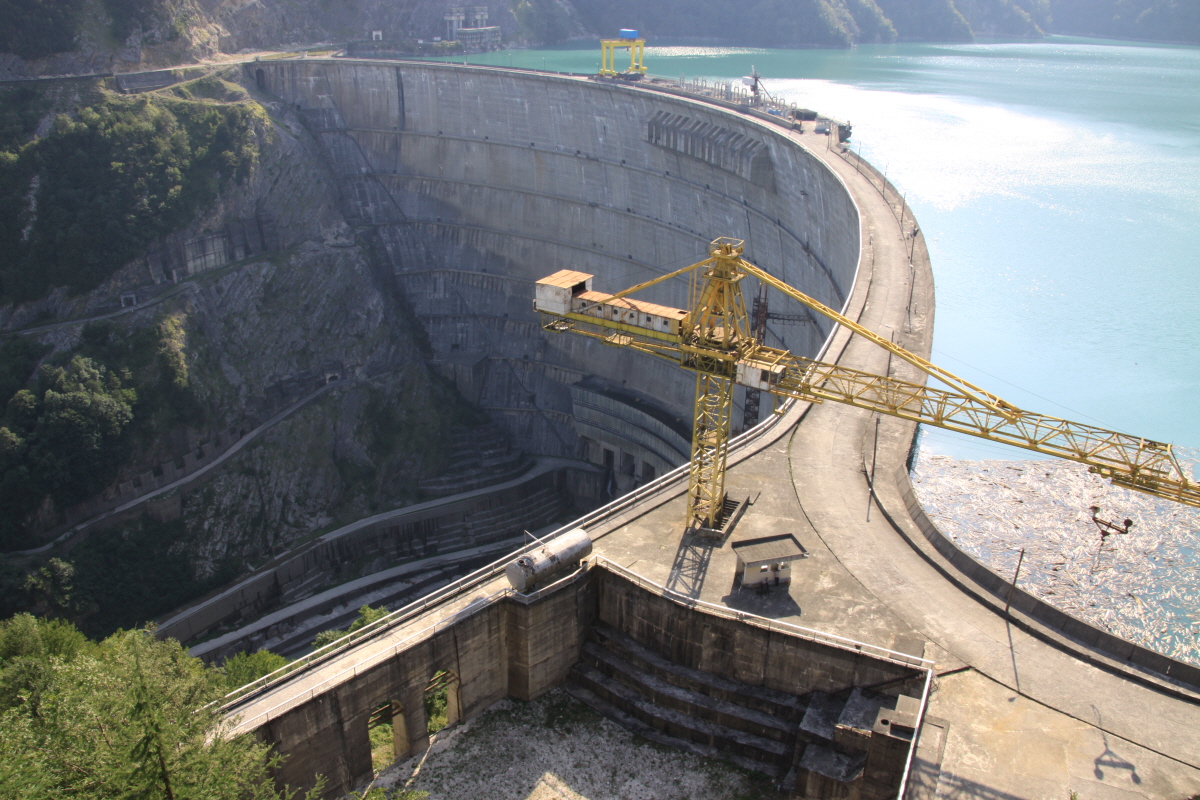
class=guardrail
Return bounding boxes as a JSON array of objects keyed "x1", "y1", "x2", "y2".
[
  {"x1": 225, "y1": 586, "x2": 507, "y2": 733},
  {"x1": 223, "y1": 560, "x2": 597, "y2": 731},
  {"x1": 223, "y1": 553, "x2": 931, "y2": 735}
]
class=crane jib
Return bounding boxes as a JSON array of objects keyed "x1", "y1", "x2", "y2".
[{"x1": 533, "y1": 239, "x2": 1197, "y2": 520}]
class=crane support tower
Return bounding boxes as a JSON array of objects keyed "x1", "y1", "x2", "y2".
[
  {"x1": 534, "y1": 238, "x2": 1198, "y2": 531},
  {"x1": 599, "y1": 30, "x2": 647, "y2": 77}
]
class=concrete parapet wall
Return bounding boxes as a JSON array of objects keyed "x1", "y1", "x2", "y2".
[{"x1": 595, "y1": 568, "x2": 915, "y2": 697}]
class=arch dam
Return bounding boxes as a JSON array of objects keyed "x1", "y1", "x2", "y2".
[{"x1": 223, "y1": 59, "x2": 1200, "y2": 800}]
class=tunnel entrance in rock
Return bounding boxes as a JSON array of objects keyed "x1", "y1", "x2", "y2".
[
  {"x1": 367, "y1": 699, "x2": 408, "y2": 774},
  {"x1": 424, "y1": 669, "x2": 460, "y2": 735}
]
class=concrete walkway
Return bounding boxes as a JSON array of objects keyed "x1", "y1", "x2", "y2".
[{"x1": 196, "y1": 70, "x2": 1199, "y2": 798}]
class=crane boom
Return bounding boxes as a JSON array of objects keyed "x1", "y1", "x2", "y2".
[{"x1": 534, "y1": 238, "x2": 1197, "y2": 528}]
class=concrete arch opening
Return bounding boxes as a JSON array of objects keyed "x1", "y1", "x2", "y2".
[
  {"x1": 367, "y1": 700, "x2": 409, "y2": 774},
  {"x1": 423, "y1": 669, "x2": 460, "y2": 735}
]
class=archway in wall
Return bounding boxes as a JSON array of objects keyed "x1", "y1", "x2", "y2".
[
  {"x1": 424, "y1": 670, "x2": 461, "y2": 735},
  {"x1": 367, "y1": 700, "x2": 409, "y2": 774}
]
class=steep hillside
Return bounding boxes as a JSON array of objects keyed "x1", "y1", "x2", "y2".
[
  {"x1": 0, "y1": 71, "x2": 477, "y2": 636},
  {"x1": 1050, "y1": 0, "x2": 1200, "y2": 42},
  {"x1": 1, "y1": 0, "x2": 1197, "y2": 77},
  {"x1": 0, "y1": 0, "x2": 590, "y2": 79}
]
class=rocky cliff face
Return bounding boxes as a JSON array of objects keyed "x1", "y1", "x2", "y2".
[
  {"x1": 0, "y1": 0, "x2": 588, "y2": 80},
  {"x1": 0, "y1": 71, "x2": 477, "y2": 632}
]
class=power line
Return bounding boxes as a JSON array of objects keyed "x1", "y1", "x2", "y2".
[{"x1": 930, "y1": 347, "x2": 1115, "y2": 429}]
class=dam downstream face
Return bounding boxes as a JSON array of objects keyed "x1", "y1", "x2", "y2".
[{"x1": 255, "y1": 61, "x2": 861, "y2": 484}]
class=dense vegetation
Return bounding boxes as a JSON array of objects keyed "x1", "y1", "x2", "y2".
[
  {"x1": 311, "y1": 604, "x2": 391, "y2": 649},
  {"x1": 0, "y1": 0, "x2": 88, "y2": 61},
  {"x1": 513, "y1": 0, "x2": 577, "y2": 44},
  {"x1": 63, "y1": 515, "x2": 239, "y2": 637},
  {"x1": 1050, "y1": 0, "x2": 1200, "y2": 42},
  {"x1": 0, "y1": 310, "x2": 236, "y2": 635},
  {"x1": 0, "y1": 356, "x2": 136, "y2": 532},
  {"x1": 0, "y1": 614, "x2": 305, "y2": 799},
  {"x1": 0, "y1": 316, "x2": 205, "y2": 554},
  {"x1": 0, "y1": 614, "x2": 428, "y2": 798},
  {"x1": 0, "y1": 88, "x2": 262, "y2": 304},
  {"x1": 0, "y1": 0, "x2": 174, "y2": 60}
]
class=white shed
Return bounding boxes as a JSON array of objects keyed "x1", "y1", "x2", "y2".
[{"x1": 732, "y1": 533, "x2": 807, "y2": 589}]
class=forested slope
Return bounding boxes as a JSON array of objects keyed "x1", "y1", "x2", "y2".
[{"x1": 0, "y1": 72, "x2": 475, "y2": 640}]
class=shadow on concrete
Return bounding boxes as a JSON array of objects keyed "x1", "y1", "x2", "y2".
[
  {"x1": 1004, "y1": 620, "x2": 1022, "y2": 695},
  {"x1": 1091, "y1": 706, "x2": 1142, "y2": 785},
  {"x1": 665, "y1": 532, "x2": 715, "y2": 599},
  {"x1": 720, "y1": 583, "x2": 802, "y2": 619},
  {"x1": 908, "y1": 763, "x2": 1029, "y2": 800}
]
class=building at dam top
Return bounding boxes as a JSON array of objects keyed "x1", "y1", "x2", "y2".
[{"x1": 218, "y1": 58, "x2": 1200, "y2": 800}]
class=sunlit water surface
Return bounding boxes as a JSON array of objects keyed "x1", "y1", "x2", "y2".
[{"x1": 455, "y1": 39, "x2": 1200, "y2": 463}]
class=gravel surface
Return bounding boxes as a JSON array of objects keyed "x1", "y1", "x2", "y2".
[
  {"x1": 375, "y1": 689, "x2": 777, "y2": 800},
  {"x1": 911, "y1": 449, "x2": 1200, "y2": 667}
]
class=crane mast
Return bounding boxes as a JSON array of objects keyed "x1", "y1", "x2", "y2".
[{"x1": 534, "y1": 238, "x2": 1198, "y2": 530}]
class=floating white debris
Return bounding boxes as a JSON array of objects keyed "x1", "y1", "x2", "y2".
[{"x1": 912, "y1": 448, "x2": 1200, "y2": 668}]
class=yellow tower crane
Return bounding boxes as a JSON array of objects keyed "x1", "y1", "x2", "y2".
[{"x1": 534, "y1": 238, "x2": 1199, "y2": 531}]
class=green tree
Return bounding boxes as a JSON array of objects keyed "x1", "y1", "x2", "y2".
[
  {"x1": 0, "y1": 0, "x2": 87, "y2": 60},
  {"x1": 0, "y1": 616, "x2": 315, "y2": 800},
  {"x1": 221, "y1": 649, "x2": 289, "y2": 689},
  {"x1": 0, "y1": 355, "x2": 136, "y2": 550},
  {"x1": 0, "y1": 93, "x2": 262, "y2": 304},
  {"x1": 311, "y1": 605, "x2": 390, "y2": 649}
]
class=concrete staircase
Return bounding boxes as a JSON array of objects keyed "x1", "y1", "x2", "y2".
[
  {"x1": 418, "y1": 424, "x2": 533, "y2": 497},
  {"x1": 564, "y1": 623, "x2": 805, "y2": 778},
  {"x1": 432, "y1": 483, "x2": 570, "y2": 553}
]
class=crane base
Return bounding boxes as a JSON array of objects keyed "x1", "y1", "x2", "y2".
[{"x1": 692, "y1": 495, "x2": 751, "y2": 541}]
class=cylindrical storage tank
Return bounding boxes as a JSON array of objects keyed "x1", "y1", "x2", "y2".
[{"x1": 505, "y1": 528, "x2": 593, "y2": 593}]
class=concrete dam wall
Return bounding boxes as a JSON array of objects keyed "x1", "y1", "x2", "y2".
[
  {"x1": 253, "y1": 60, "x2": 860, "y2": 491},
  {"x1": 236, "y1": 560, "x2": 928, "y2": 798}
]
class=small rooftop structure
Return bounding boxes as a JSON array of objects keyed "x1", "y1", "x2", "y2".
[
  {"x1": 732, "y1": 533, "x2": 807, "y2": 588},
  {"x1": 534, "y1": 269, "x2": 687, "y2": 336}
]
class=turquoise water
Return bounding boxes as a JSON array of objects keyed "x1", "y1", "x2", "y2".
[{"x1": 452, "y1": 39, "x2": 1200, "y2": 461}]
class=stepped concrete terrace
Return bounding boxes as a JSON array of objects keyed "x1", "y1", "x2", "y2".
[{"x1": 224, "y1": 61, "x2": 1200, "y2": 800}]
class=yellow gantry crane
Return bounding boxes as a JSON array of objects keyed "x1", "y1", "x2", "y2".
[{"x1": 534, "y1": 238, "x2": 1199, "y2": 531}]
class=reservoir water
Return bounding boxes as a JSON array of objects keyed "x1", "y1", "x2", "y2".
[{"x1": 458, "y1": 38, "x2": 1200, "y2": 462}]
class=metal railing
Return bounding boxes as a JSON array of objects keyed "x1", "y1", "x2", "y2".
[
  {"x1": 218, "y1": 67, "x2": 870, "y2": 713},
  {"x1": 224, "y1": 587, "x2": 508, "y2": 733}
]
